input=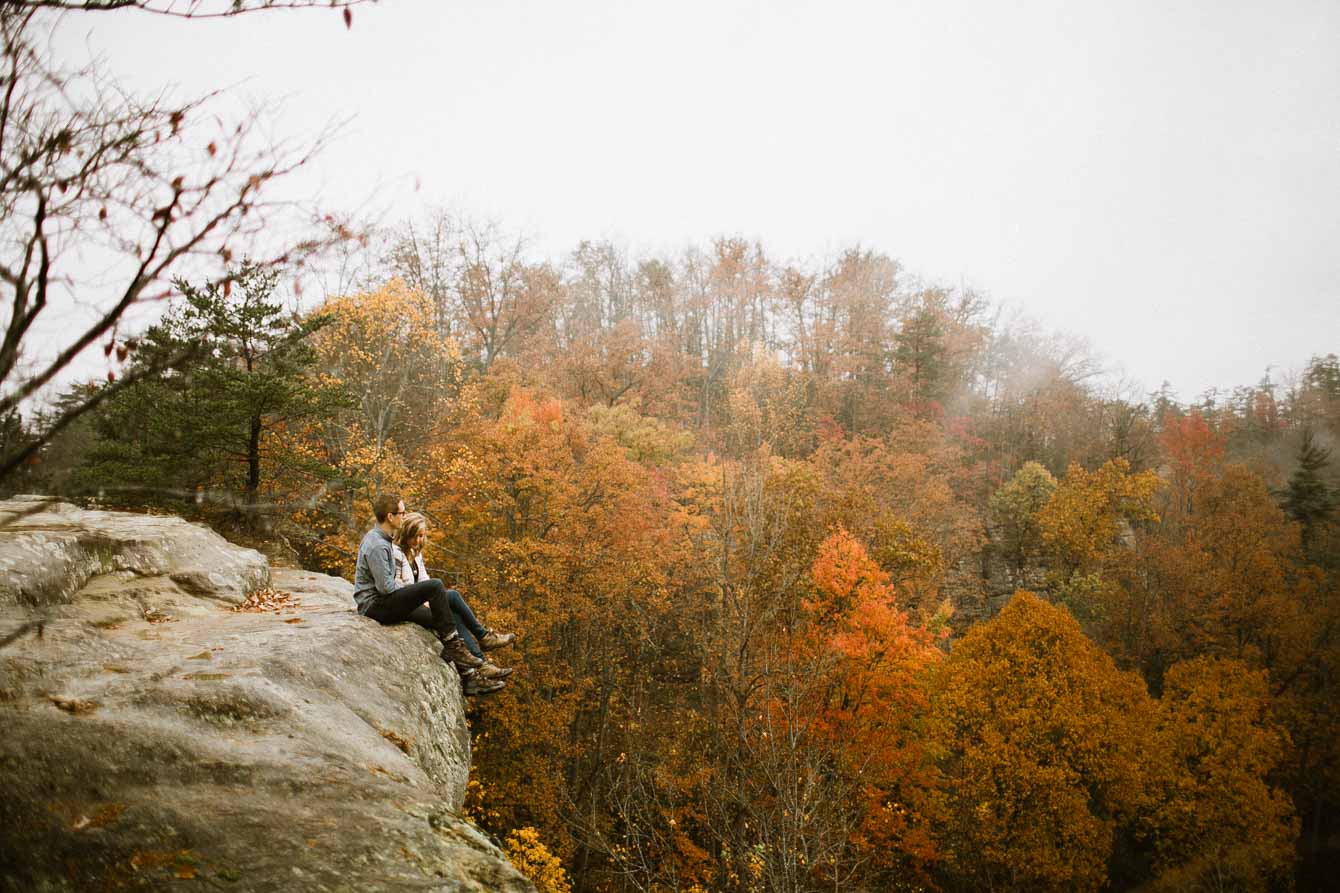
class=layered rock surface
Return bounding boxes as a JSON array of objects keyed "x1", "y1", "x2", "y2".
[{"x1": 0, "y1": 497, "x2": 533, "y2": 892}]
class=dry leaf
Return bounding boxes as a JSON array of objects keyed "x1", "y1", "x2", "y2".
[
  {"x1": 49, "y1": 695, "x2": 98, "y2": 714},
  {"x1": 380, "y1": 727, "x2": 413, "y2": 755},
  {"x1": 142, "y1": 606, "x2": 173, "y2": 624},
  {"x1": 231, "y1": 588, "x2": 300, "y2": 614}
]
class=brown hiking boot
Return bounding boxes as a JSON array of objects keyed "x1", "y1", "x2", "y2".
[
  {"x1": 478, "y1": 629, "x2": 515, "y2": 651},
  {"x1": 439, "y1": 632, "x2": 484, "y2": 669},
  {"x1": 477, "y1": 660, "x2": 513, "y2": 680},
  {"x1": 461, "y1": 671, "x2": 505, "y2": 697}
]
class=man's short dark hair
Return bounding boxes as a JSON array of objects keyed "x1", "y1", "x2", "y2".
[{"x1": 372, "y1": 492, "x2": 403, "y2": 523}]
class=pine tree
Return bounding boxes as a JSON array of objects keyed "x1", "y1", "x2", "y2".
[
  {"x1": 0, "y1": 409, "x2": 34, "y2": 496},
  {"x1": 893, "y1": 305, "x2": 948, "y2": 412},
  {"x1": 78, "y1": 262, "x2": 346, "y2": 524},
  {"x1": 1281, "y1": 428, "x2": 1336, "y2": 552}
]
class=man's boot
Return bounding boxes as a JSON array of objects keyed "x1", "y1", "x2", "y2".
[
  {"x1": 439, "y1": 631, "x2": 484, "y2": 669},
  {"x1": 477, "y1": 660, "x2": 513, "y2": 680},
  {"x1": 477, "y1": 628, "x2": 516, "y2": 651},
  {"x1": 461, "y1": 669, "x2": 505, "y2": 697}
]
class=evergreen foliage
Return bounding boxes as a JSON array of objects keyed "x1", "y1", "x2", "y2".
[
  {"x1": 75, "y1": 263, "x2": 346, "y2": 521},
  {"x1": 1282, "y1": 428, "x2": 1336, "y2": 551}
]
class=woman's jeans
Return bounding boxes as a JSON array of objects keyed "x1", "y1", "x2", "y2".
[
  {"x1": 446, "y1": 588, "x2": 487, "y2": 659},
  {"x1": 363, "y1": 580, "x2": 488, "y2": 659}
]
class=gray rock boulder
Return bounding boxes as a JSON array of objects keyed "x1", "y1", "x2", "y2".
[
  {"x1": 0, "y1": 495, "x2": 269, "y2": 608},
  {"x1": 0, "y1": 498, "x2": 534, "y2": 892}
]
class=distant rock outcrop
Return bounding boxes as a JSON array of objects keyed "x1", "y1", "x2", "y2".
[{"x1": 0, "y1": 496, "x2": 533, "y2": 892}]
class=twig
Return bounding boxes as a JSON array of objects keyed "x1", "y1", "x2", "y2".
[{"x1": 0, "y1": 619, "x2": 43, "y2": 650}]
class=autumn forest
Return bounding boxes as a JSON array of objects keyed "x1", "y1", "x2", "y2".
[{"x1": 5, "y1": 220, "x2": 1338, "y2": 893}]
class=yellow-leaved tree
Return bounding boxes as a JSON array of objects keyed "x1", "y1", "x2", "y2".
[
  {"x1": 273, "y1": 279, "x2": 464, "y2": 571},
  {"x1": 505, "y1": 827, "x2": 573, "y2": 893},
  {"x1": 1140, "y1": 657, "x2": 1297, "y2": 891},
  {"x1": 1037, "y1": 458, "x2": 1161, "y2": 614},
  {"x1": 928, "y1": 591, "x2": 1152, "y2": 892}
]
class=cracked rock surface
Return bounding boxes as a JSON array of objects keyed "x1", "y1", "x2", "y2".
[{"x1": 0, "y1": 497, "x2": 533, "y2": 892}]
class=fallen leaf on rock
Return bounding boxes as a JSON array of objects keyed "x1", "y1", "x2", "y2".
[
  {"x1": 88, "y1": 803, "x2": 126, "y2": 828},
  {"x1": 71, "y1": 803, "x2": 126, "y2": 830},
  {"x1": 141, "y1": 606, "x2": 174, "y2": 624},
  {"x1": 367, "y1": 763, "x2": 408, "y2": 782},
  {"x1": 283, "y1": 618, "x2": 304, "y2": 624},
  {"x1": 49, "y1": 695, "x2": 98, "y2": 714},
  {"x1": 379, "y1": 727, "x2": 413, "y2": 755},
  {"x1": 129, "y1": 850, "x2": 176, "y2": 871},
  {"x1": 230, "y1": 588, "x2": 300, "y2": 614}
]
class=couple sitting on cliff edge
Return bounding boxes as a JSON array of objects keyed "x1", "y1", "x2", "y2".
[{"x1": 352, "y1": 492, "x2": 515, "y2": 697}]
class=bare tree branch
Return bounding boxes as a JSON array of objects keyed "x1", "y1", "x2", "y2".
[
  {"x1": 0, "y1": 342, "x2": 196, "y2": 479},
  {"x1": 0, "y1": 5, "x2": 358, "y2": 481},
  {"x1": 0, "y1": 618, "x2": 44, "y2": 650},
  {"x1": 1, "y1": 1, "x2": 374, "y2": 19}
]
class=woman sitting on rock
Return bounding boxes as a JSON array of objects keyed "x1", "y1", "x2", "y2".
[
  {"x1": 353, "y1": 493, "x2": 504, "y2": 697},
  {"x1": 393, "y1": 512, "x2": 515, "y2": 682}
]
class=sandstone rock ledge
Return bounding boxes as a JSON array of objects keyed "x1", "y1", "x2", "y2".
[{"x1": 0, "y1": 497, "x2": 534, "y2": 893}]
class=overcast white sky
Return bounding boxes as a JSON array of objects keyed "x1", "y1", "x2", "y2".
[{"x1": 53, "y1": 0, "x2": 1339, "y2": 402}]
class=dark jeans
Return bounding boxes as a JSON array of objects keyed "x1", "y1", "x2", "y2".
[
  {"x1": 446, "y1": 588, "x2": 488, "y2": 659},
  {"x1": 363, "y1": 578, "x2": 453, "y2": 638},
  {"x1": 363, "y1": 580, "x2": 488, "y2": 659}
]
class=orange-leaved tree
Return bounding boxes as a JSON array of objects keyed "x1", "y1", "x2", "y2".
[
  {"x1": 1110, "y1": 463, "x2": 1320, "y2": 683},
  {"x1": 798, "y1": 527, "x2": 943, "y2": 888},
  {"x1": 809, "y1": 428, "x2": 984, "y2": 618},
  {"x1": 435, "y1": 385, "x2": 683, "y2": 883},
  {"x1": 1156, "y1": 410, "x2": 1225, "y2": 529}
]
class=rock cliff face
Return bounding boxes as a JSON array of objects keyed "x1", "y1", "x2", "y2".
[{"x1": 0, "y1": 496, "x2": 533, "y2": 892}]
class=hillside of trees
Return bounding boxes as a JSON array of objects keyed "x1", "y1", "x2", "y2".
[{"x1": 4, "y1": 217, "x2": 1338, "y2": 893}]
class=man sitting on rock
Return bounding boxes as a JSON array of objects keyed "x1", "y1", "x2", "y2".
[{"x1": 353, "y1": 493, "x2": 504, "y2": 697}]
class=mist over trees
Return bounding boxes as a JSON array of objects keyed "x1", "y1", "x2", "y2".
[
  {"x1": 7, "y1": 200, "x2": 1337, "y2": 891},
  {"x1": 2, "y1": 7, "x2": 1337, "y2": 887}
]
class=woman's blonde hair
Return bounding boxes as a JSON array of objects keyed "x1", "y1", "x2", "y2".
[{"x1": 395, "y1": 511, "x2": 429, "y2": 557}]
